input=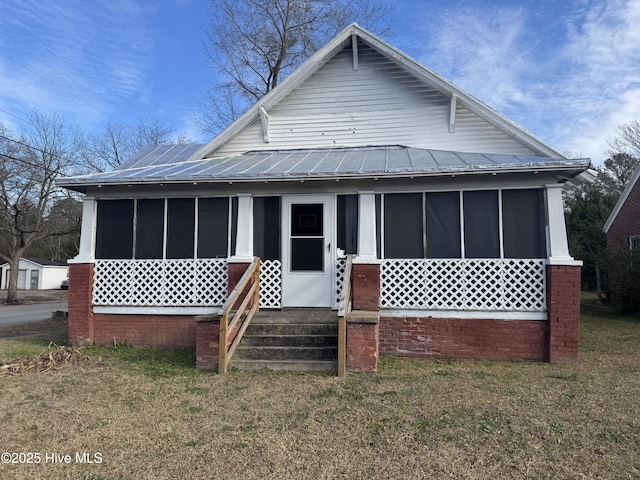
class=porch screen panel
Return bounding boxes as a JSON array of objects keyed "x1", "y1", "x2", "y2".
[
  {"x1": 426, "y1": 191, "x2": 461, "y2": 258},
  {"x1": 135, "y1": 199, "x2": 164, "y2": 259},
  {"x1": 197, "y1": 197, "x2": 229, "y2": 258},
  {"x1": 375, "y1": 194, "x2": 382, "y2": 259},
  {"x1": 463, "y1": 190, "x2": 499, "y2": 258},
  {"x1": 230, "y1": 197, "x2": 238, "y2": 257},
  {"x1": 502, "y1": 189, "x2": 545, "y2": 258},
  {"x1": 253, "y1": 196, "x2": 281, "y2": 261},
  {"x1": 95, "y1": 199, "x2": 134, "y2": 259},
  {"x1": 166, "y1": 198, "x2": 195, "y2": 259},
  {"x1": 337, "y1": 194, "x2": 358, "y2": 254},
  {"x1": 384, "y1": 193, "x2": 423, "y2": 258}
]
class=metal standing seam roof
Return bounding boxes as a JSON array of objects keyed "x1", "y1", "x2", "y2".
[{"x1": 57, "y1": 144, "x2": 591, "y2": 190}]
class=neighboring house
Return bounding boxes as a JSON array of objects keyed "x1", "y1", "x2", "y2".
[
  {"x1": 603, "y1": 161, "x2": 640, "y2": 307},
  {"x1": 58, "y1": 24, "x2": 591, "y2": 369},
  {"x1": 0, "y1": 258, "x2": 69, "y2": 290}
]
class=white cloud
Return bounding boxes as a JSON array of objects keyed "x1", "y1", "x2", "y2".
[
  {"x1": 0, "y1": 0, "x2": 155, "y2": 128},
  {"x1": 402, "y1": 0, "x2": 640, "y2": 163}
]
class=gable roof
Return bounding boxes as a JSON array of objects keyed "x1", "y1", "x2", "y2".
[
  {"x1": 603, "y1": 161, "x2": 640, "y2": 233},
  {"x1": 192, "y1": 23, "x2": 566, "y2": 161}
]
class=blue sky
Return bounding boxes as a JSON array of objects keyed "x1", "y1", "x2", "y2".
[{"x1": 1, "y1": 0, "x2": 639, "y2": 164}]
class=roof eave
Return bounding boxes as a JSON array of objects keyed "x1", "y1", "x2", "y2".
[{"x1": 56, "y1": 161, "x2": 590, "y2": 191}]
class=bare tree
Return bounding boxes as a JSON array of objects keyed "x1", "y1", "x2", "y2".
[
  {"x1": 200, "y1": 0, "x2": 395, "y2": 134},
  {"x1": 86, "y1": 117, "x2": 173, "y2": 172},
  {"x1": 608, "y1": 120, "x2": 640, "y2": 157},
  {"x1": 0, "y1": 111, "x2": 83, "y2": 304}
]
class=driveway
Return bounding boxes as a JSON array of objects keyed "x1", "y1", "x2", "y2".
[{"x1": 0, "y1": 298, "x2": 68, "y2": 328}]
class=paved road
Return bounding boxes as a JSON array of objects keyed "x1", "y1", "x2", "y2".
[{"x1": 0, "y1": 301, "x2": 68, "y2": 328}]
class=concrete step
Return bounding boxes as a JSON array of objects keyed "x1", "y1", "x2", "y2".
[
  {"x1": 241, "y1": 334, "x2": 337, "y2": 347},
  {"x1": 245, "y1": 323, "x2": 337, "y2": 336},
  {"x1": 252, "y1": 308, "x2": 338, "y2": 324},
  {"x1": 233, "y1": 345, "x2": 338, "y2": 361},
  {"x1": 229, "y1": 359, "x2": 337, "y2": 372}
]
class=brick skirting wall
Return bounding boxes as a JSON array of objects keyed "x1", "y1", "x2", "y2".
[
  {"x1": 379, "y1": 316, "x2": 548, "y2": 361},
  {"x1": 92, "y1": 314, "x2": 197, "y2": 348}
]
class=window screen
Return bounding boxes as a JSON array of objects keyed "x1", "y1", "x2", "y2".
[
  {"x1": 502, "y1": 189, "x2": 545, "y2": 258},
  {"x1": 253, "y1": 196, "x2": 281, "y2": 261},
  {"x1": 166, "y1": 198, "x2": 195, "y2": 259},
  {"x1": 337, "y1": 194, "x2": 358, "y2": 254},
  {"x1": 426, "y1": 192, "x2": 461, "y2": 258},
  {"x1": 95, "y1": 200, "x2": 134, "y2": 259},
  {"x1": 384, "y1": 193, "x2": 424, "y2": 258},
  {"x1": 135, "y1": 199, "x2": 164, "y2": 259},
  {"x1": 197, "y1": 197, "x2": 229, "y2": 258},
  {"x1": 463, "y1": 190, "x2": 499, "y2": 258}
]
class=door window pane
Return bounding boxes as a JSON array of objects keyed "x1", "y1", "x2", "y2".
[
  {"x1": 463, "y1": 191, "x2": 500, "y2": 258},
  {"x1": 291, "y1": 238, "x2": 324, "y2": 271},
  {"x1": 291, "y1": 204, "x2": 323, "y2": 236},
  {"x1": 135, "y1": 199, "x2": 164, "y2": 259},
  {"x1": 96, "y1": 199, "x2": 134, "y2": 259}
]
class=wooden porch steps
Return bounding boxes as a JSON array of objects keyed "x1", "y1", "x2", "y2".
[{"x1": 229, "y1": 308, "x2": 338, "y2": 372}]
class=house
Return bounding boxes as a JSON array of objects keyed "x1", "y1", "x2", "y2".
[
  {"x1": 57, "y1": 24, "x2": 591, "y2": 370},
  {"x1": 603, "y1": 161, "x2": 640, "y2": 308},
  {"x1": 0, "y1": 257, "x2": 69, "y2": 290}
]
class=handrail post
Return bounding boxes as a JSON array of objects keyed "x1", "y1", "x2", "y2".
[
  {"x1": 219, "y1": 311, "x2": 228, "y2": 374},
  {"x1": 337, "y1": 254, "x2": 353, "y2": 377}
]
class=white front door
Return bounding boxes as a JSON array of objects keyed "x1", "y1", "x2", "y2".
[{"x1": 282, "y1": 195, "x2": 334, "y2": 307}]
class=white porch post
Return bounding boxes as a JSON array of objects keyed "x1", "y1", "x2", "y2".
[
  {"x1": 355, "y1": 191, "x2": 378, "y2": 263},
  {"x1": 230, "y1": 193, "x2": 253, "y2": 262},
  {"x1": 69, "y1": 196, "x2": 96, "y2": 264},
  {"x1": 545, "y1": 184, "x2": 580, "y2": 265}
]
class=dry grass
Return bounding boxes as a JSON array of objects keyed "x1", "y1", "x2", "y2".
[{"x1": 0, "y1": 306, "x2": 639, "y2": 479}]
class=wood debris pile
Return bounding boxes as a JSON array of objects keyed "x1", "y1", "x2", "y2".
[{"x1": 0, "y1": 345, "x2": 93, "y2": 377}]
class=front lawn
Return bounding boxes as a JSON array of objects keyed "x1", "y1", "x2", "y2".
[{"x1": 0, "y1": 306, "x2": 638, "y2": 479}]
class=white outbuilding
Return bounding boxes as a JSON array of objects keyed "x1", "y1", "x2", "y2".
[{"x1": 0, "y1": 257, "x2": 69, "y2": 290}]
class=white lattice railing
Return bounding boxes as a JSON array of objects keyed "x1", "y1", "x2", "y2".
[
  {"x1": 260, "y1": 260, "x2": 282, "y2": 309},
  {"x1": 93, "y1": 259, "x2": 228, "y2": 307},
  {"x1": 381, "y1": 259, "x2": 547, "y2": 311}
]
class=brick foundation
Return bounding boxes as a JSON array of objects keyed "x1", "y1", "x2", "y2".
[
  {"x1": 92, "y1": 314, "x2": 197, "y2": 348},
  {"x1": 547, "y1": 265, "x2": 581, "y2": 361},
  {"x1": 379, "y1": 316, "x2": 548, "y2": 361},
  {"x1": 68, "y1": 263, "x2": 95, "y2": 346}
]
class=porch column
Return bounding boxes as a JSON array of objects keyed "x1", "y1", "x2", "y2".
[
  {"x1": 230, "y1": 193, "x2": 253, "y2": 262},
  {"x1": 348, "y1": 191, "x2": 380, "y2": 372},
  {"x1": 545, "y1": 184, "x2": 577, "y2": 265},
  {"x1": 356, "y1": 191, "x2": 377, "y2": 262},
  {"x1": 544, "y1": 184, "x2": 581, "y2": 362},
  {"x1": 67, "y1": 196, "x2": 97, "y2": 346},
  {"x1": 73, "y1": 196, "x2": 97, "y2": 264}
]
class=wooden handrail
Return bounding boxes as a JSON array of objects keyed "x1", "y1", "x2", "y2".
[
  {"x1": 337, "y1": 254, "x2": 353, "y2": 377},
  {"x1": 218, "y1": 257, "x2": 260, "y2": 373}
]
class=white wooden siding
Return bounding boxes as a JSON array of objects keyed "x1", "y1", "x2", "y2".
[{"x1": 213, "y1": 42, "x2": 538, "y2": 157}]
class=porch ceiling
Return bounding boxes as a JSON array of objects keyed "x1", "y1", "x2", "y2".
[{"x1": 58, "y1": 144, "x2": 591, "y2": 193}]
